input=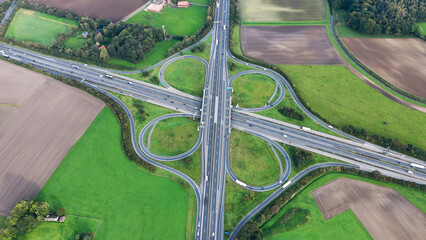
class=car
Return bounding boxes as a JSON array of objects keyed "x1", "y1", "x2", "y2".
[
  {"x1": 99, "y1": 75, "x2": 103, "y2": 78},
  {"x1": 128, "y1": 81, "x2": 133, "y2": 84},
  {"x1": 283, "y1": 134, "x2": 288, "y2": 138},
  {"x1": 72, "y1": 65, "x2": 79, "y2": 69},
  {"x1": 408, "y1": 170, "x2": 414, "y2": 174},
  {"x1": 249, "y1": 124, "x2": 253, "y2": 127}
]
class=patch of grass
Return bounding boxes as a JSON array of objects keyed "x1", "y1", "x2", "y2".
[
  {"x1": 17, "y1": 216, "x2": 99, "y2": 240},
  {"x1": 34, "y1": 107, "x2": 191, "y2": 239},
  {"x1": 262, "y1": 172, "x2": 426, "y2": 239},
  {"x1": 278, "y1": 65, "x2": 426, "y2": 149},
  {"x1": 184, "y1": 35, "x2": 212, "y2": 61},
  {"x1": 228, "y1": 57, "x2": 257, "y2": 77},
  {"x1": 150, "y1": 117, "x2": 199, "y2": 156},
  {"x1": 262, "y1": 208, "x2": 310, "y2": 237},
  {"x1": 224, "y1": 176, "x2": 273, "y2": 234},
  {"x1": 0, "y1": 216, "x2": 5, "y2": 229},
  {"x1": 108, "y1": 39, "x2": 179, "y2": 69},
  {"x1": 5, "y1": 9, "x2": 77, "y2": 46},
  {"x1": 232, "y1": 73, "x2": 276, "y2": 108},
  {"x1": 164, "y1": 58, "x2": 206, "y2": 97},
  {"x1": 127, "y1": 5, "x2": 207, "y2": 36},
  {"x1": 122, "y1": 67, "x2": 163, "y2": 86},
  {"x1": 335, "y1": 10, "x2": 413, "y2": 38},
  {"x1": 163, "y1": 148, "x2": 201, "y2": 185},
  {"x1": 230, "y1": 25, "x2": 243, "y2": 56},
  {"x1": 230, "y1": 130, "x2": 280, "y2": 186},
  {"x1": 63, "y1": 31, "x2": 88, "y2": 49},
  {"x1": 190, "y1": 0, "x2": 210, "y2": 4}
]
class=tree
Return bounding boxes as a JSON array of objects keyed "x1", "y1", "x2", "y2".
[
  {"x1": 94, "y1": 32, "x2": 103, "y2": 42},
  {"x1": 56, "y1": 208, "x2": 66, "y2": 217},
  {"x1": 99, "y1": 48, "x2": 110, "y2": 62}
]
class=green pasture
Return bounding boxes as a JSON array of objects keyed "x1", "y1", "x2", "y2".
[
  {"x1": 232, "y1": 73, "x2": 276, "y2": 108},
  {"x1": 164, "y1": 58, "x2": 206, "y2": 97}
]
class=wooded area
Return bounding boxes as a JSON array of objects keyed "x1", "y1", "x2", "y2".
[{"x1": 331, "y1": 0, "x2": 426, "y2": 37}]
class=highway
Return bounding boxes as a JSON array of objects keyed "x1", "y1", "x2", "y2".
[{"x1": 1, "y1": 1, "x2": 425, "y2": 239}]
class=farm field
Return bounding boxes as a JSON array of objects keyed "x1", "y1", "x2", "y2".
[
  {"x1": 232, "y1": 73, "x2": 276, "y2": 108},
  {"x1": 262, "y1": 173, "x2": 426, "y2": 240},
  {"x1": 230, "y1": 130, "x2": 281, "y2": 186},
  {"x1": 163, "y1": 58, "x2": 206, "y2": 97},
  {"x1": 107, "y1": 39, "x2": 178, "y2": 69},
  {"x1": 5, "y1": 9, "x2": 77, "y2": 46},
  {"x1": 27, "y1": 0, "x2": 149, "y2": 22},
  {"x1": 32, "y1": 107, "x2": 191, "y2": 239},
  {"x1": 240, "y1": 0, "x2": 325, "y2": 23},
  {"x1": 241, "y1": 25, "x2": 342, "y2": 65},
  {"x1": 150, "y1": 117, "x2": 200, "y2": 156},
  {"x1": 278, "y1": 65, "x2": 426, "y2": 149},
  {"x1": 342, "y1": 38, "x2": 426, "y2": 99},
  {"x1": 0, "y1": 60, "x2": 104, "y2": 217},
  {"x1": 127, "y1": 5, "x2": 207, "y2": 36},
  {"x1": 312, "y1": 178, "x2": 426, "y2": 240}
]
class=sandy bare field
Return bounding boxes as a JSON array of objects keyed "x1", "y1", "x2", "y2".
[
  {"x1": 312, "y1": 178, "x2": 426, "y2": 240},
  {"x1": 26, "y1": 0, "x2": 149, "y2": 22},
  {"x1": 342, "y1": 38, "x2": 426, "y2": 99},
  {"x1": 0, "y1": 105, "x2": 17, "y2": 126},
  {"x1": 241, "y1": 25, "x2": 342, "y2": 65},
  {"x1": 0, "y1": 60, "x2": 104, "y2": 216},
  {"x1": 240, "y1": 0, "x2": 325, "y2": 22}
]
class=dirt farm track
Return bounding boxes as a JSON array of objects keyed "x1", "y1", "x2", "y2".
[
  {"x1": 242, "y1": 25, "x2": 342, "y2": 65},
  {"x1": 0, "y1": 60, "x2": 104, "y2": 216},
  {"x1": 26, "y1": 0, "x2": 149, "y2": 22},
  {"x1": 312, "y1": 178, "x2": 426, "y2": 240},
  {"x1": 342, "y1": 38, "x2": 426, "y2": 99}
]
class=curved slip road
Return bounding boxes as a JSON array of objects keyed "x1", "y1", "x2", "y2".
[
  {"x1": 229, "y1": 163, "x2": 360, "y2": 240},
  {"x1": 229, "y1": 70, "x2": 285, "y2": 112},
  {"x1": 139, "y1": 113, "x2": 203, "y2": 161}
]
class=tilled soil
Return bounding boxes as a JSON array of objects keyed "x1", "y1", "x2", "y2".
[
  {"x1": 241, "y1": 25, "x2": 342, "y2": 65},
  {"x1": 312, "y1": 178, "x2": 426, "y2": 240},
  {"x1": 0, "y1": 60, "x2": 104, "y2": 216}
]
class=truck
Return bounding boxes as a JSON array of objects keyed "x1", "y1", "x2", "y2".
[
  {"x1": 105, "y1": 74, "x2": 113, "y2": 79},
  {"x1": 411, "y1": 163, "x2": 425, "y2": 169},
  {"x1": 282, "y1": 180, "x2": 292, "y2": 189},
  {"x1": 300, "y1": 126, "x2": 311, "y2": 132},
  {"x1": 236, "y1": 180, "x2": 247, "y2": 187}
]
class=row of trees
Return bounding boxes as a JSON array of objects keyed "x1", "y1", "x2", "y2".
[
  {"x1": 236, "y1": 166, "x2": 425, "y2": 239},
  {"x1": 342, "y1": 125, "x2": 425, "y2": 161},
  {"x1": 0, "y1": 200, "x2": 49, "y2": 239},
  {"x1": 331, "y1": 0, "x2": 426, "y2": 37},
  {"x1": 278, "y1": 107, "x2": 305, "y2": 121},
  {"x1": 13, "y1": 1, "x2": 165, "y2": 64}
]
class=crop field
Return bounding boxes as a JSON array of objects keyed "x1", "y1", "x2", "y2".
[
  {"x1": 164, "y1": 58, "x2": 206, "y2": 97},
  {"x1": 240, "y1": 0, "x2": 325, "y2": 22},
  {"x1": 241, "y1": 25, "x2": 342, "y2": 65},
  {"x1": 232, "y1": 73, "x2": 276, "y2": 108},
  {"x1": 230, "y1": 130, "x2": 281, "y2": 186},
  {"x1": 262, "y1": 173, "x2": 426, "y2": 240},
  {"x1": 312, "y1": 178, "x2": 426, "y2": 240},
  {"x1": 342, "y1": 38, "x2": 426, "y2": 99},
  {"x1": 127, "y1": 5, "x2": 207, "y2": 36},
  {"x1": 27, "y1": 0, "x2": 149, "y2": 22},
  {"x1": 278, "y1": 65, "x2": 426, "y2": 149},
  {"x1": 32, "y1": 108, "x2": 191, "y2": 239},
  {"x1": 150, "y1": 117, "x2": 199, "y2": 156},
  {"x1": 5, "y1": 9, "x2": 77, "y2": 46},
  {"x1": 0, "y1": 60, "x2": 104, "y2": 216}
]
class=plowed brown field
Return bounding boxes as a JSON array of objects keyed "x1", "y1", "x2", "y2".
[
  {"x1": 241, "y1": 25, "x2": 342, "y2": 65},
  {"x1": 342, "y1": 38, "x2": 426, "y2": 99},
  {"x1": 26, "y1": 0, "x2": 149, "y2": 22},
  {"x1": 0, "y1": 60, "x2": 104, "y2": 216},
  {"x1": 312, "y1": 178, "x2": 426, "y2": 240}
]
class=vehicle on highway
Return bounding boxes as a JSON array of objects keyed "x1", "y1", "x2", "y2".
[
  {"x1": 204, "y1": 197, "x2": 208, "y2": 205},
  {"x1": 72, "y1": 65, "x2": 79, "y2": 69},
  {"x1": 99, "y1": 75, "x2": 103, "y2": 78},
  {"x1": 300, "y1": 126, "x2": 311, "y2": 132},
  {"x1": 411, "y1": 163, "x2": 425, "y2": 169},
  {"x1": 283, "y1": 134, "x2": 288, "y2": 138},
  {"x1": 408, "y1": 170, "x2": 414, "y2": 174},
  {"x1": 105, "y1": 74, "x2": 113, "y2": 79},
  {"x1": 128, "y1": 81, "x2": 133, "y2": 85}
]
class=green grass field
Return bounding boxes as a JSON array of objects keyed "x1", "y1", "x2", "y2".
[
  {"x1": 224, "y1": 177, "x2": 273, "y2": 234},
  {"x1": 184, "y1": 35, "x2": 212, "y2": 61},
  {"x1": 0, "y1": 216, "x2": 5, "y2": 229},
  {"x1": 232, "y1": 73, "x2": 276, "y2": 108},
  {"x1": 63, "y1": 31, "x2": 88, "y2": 49},
  {"x1": 32, "y1": 107, "x2": 191, "y2": 239},
  {"x1": 150, "y1": 117, "x2": 199, "y2": 156},
  {"x1": 162, "y1": 148, "x2": 202, "y2": 185},
  {"x1": 6, "y1": 9, "x2": 77, "y2": 46},
  {"x1": 242, "y1": 21, "x2": 326, "y2": 26},
  {"x1": 261, "y1": 172, "x2": 426, "y2": 239},
  {"x1": 230, "y1": 130, "x2": 281, "y2": 186},
  {"x1": 18, "y1": 216, "x2": 99, "y2": 240},
  {"x1": 164, "y1": 58, "x2": 206, "y2": 97},
  {"x1": 127, "y1": 5, "x2": 207, "y2": 36},
  {"x1": 190, "y1": 0, "x2": 210, "y2": 4},
  {"x1": 278, "y1": 65, "x2": 426, "y2": 149},
  {"x1": 230, "y1": 25, "x2": 243, "y2": 56},
  {"x1": 108, "y1": 39, "x2": 178, "y2": 69},
  {"x1": 122, "y1": 67, "x2": 163, "y2": 86}
]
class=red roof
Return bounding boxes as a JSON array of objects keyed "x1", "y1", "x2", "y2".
[
  {"x1": 177, "y1": 1, "x2": 190, "y2": 7},
  {"x1": 98, "y1": 45, "x2": 105, "y2": 50}
]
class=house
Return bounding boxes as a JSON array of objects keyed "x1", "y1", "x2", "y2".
[
  {"x1": 98, "y1": 45, "x2": 105, "y2": 50},
  {"x1": 177, "y1": 1, "x2": 190, "y2": 8},
  {"x1": 82, "y1": 31, "x2": 89, "y2": 38},
  {"x1": 44, "y1": 214, "x2": 59, "y2": 222}
]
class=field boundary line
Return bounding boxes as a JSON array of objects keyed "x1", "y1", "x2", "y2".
[
  {"x1": 67, "y1": 214, "x2": 102, "y2": 237},
  {"x1": 121, "y1": 0, "x2": 152, "y2": 22},
  {"x1": 38, "y1": 16, "x2": 75, "y2": 27},
  {"x1": 242, "y1": 21, "x2": 326, "y2": 26}
]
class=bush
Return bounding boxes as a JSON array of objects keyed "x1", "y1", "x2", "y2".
[
  {"x1": 228, "y1": 62, "x2": 236, "y2": 71},
  {"x1": 56, "y1": 208, "x2": 66, "y2": 217},
  {"x1": 293, "y1": 148, "x2": 313, "y2": 168},
  {"x1": 75, "y1": 232, "x2": 94, "y2": 240},
  {"x1": 278, "y1": 107, "x2": 305, "y2": 121}
]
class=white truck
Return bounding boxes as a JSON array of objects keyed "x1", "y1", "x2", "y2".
[
  {"x1": 300, "y1": 126, "x2": 311, "y2": 132},
  {"x1": 282, "y1": 180, "x2": 292, "y2": 189},
  {"x1": 236, "y1": 180, "x2": 247, "y2": 187},
  {"x1": 410, "y1": 163, "x2": 425, "y2": 169}
]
